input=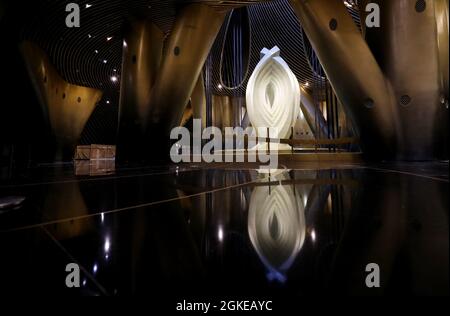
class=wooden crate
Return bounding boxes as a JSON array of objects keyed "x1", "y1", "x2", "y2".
[
  {"x1": 74, "y1": 159, "x2": 115, "y2": 176},
  {"x1": 74, "y1": 145, "x2": 91, "y2": 160},
  {"x1": 74, "y1": 145, "x2": 116, "y2": 160}
]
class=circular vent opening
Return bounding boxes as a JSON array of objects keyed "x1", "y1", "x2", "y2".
[
  {"x1": 329, "y1": 18, "x2": 338, "y2": 31},
  {"x1": 364, "y1": 98, "x2": 374, "y2": 109},
  {"x1": 400, "y1": 95, "x2": 412, "y2": 106},
  {"x1": 174, "y1": 46, "x2": 180, "y2": 56},
  {"x1": 415, "y1": 0, "x2": 426, "y2": 12}
]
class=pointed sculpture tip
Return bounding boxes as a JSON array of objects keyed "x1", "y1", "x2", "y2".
[{"x1": 260, "y1": 46, "x2": 281, "y2": 59}]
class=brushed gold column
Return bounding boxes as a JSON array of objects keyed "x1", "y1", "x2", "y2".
[
  {"x1": 289, "y1": 0, "x2": 399, "y2": 158},
  {"x1": 179, "y1": 103, "x2": 193, "y2": 127},
  {"x1": 361, "y1": 0, "x2": 448, "y2": 159},
  {"x1": 191, "y1": 73, "x2": 207, "y2": 130},
  {"x1": 212, "y1": 95, "x2": 235, "y2": 130},
  {"x1": 179, "y1": 73, "x2": 206, "y2": 128},
  {"x1": 145, "y1": 4, "x2": 228, "y2": 154},
  {"x1": 300, "y1": 86, "x2": 329, "y2": 138},
  {"x1": 434, "y1": 0, "x2": 449, "y2": 98},
  {"x1": 20, "y1": 41, "x2": 103, "y2": 158},
  {"x1": 117, "y1": 20, "x2": 164, "y2": 161}
]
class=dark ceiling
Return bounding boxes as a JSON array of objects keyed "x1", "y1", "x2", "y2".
[
  {"x1": 17, "y1": 0, "x2": 360, "y2": 96},
  {"x1": 3, "y1": 0, "x2": 360, "y2": 145},
  {"x1": 18, "y1": 0, "x2": 177, "y2": 95}
]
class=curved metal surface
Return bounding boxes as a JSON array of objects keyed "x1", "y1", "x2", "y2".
[
  {"x1": 300, "y1": 86, "x2": 329, "y2": 138},
  {"x1": 191, "y1": 73, "x2": 207, "y2": 129},
  {"x1": 117, "y1": 20, "x2": 164, "y2": 161},
  {"x1": 361, "y1": 0, "x2": 449, "y2": 159},
  {"x1": 119, "y1": 20, "x2": 164, "y2": 131},
  {"x1": 144, "y1": 4, "x2": 228, "y2": 159},
  {"x1": 212, "y1": 94, "x2": 235, "y2": 129},
  {"x1": 289, "y1": 0, "x2": 399, "y2": 159},
  {"x1": 434, "y1": 0, "x2": 449, "y2": 98},
  {"x1": 20, "y1": 41, "x2": 103, "y2": 157},
  {"x1": 180, "y1": 104, "x2": 194, "y2": 127}
]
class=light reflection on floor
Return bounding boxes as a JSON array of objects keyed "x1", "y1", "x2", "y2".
[{"x1": 0, "y1": 162, "x2": 448, "y2": 296}]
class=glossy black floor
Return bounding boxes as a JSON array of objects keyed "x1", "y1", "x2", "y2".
[{"x1": 0, "y1": 160, "x2": 448, "y2": 296}]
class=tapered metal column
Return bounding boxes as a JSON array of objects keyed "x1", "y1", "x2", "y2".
[
  {"x1": 144, "y1": 4, "x2": 228, "y2": 159},
  {"x1": 361, "y1": 0, "x2": 449, "y2": 159},
  {"x1": 300, "y1": 86, "x2": 329, "y2": 138},
  {"x1": 212, "y1": 95, "x2": 235, "y2": 130},
  {"x1": 363, "y1": 0, "x2": 448, "y2": 160},
  {"x1": 179, "y1": 103, "x2": 194, "y2": 127},
  {"x1": 20, "y1": 41, "x2": 103, "y2": 160},
  {"x1": 435, "y1": 0, "x2": 449, "y2": 97},
  {"x1": 289, "y1": 0, "x2": 399, "y2": 159},
  {"x1": 117, "y1": 20, "x2": 164, "y2": 162},
  {"x1": 191, "y1": 73, "x2": 207, "y2": 130}
]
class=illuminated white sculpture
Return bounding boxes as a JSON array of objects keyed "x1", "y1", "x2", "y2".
[
  {"x1": 246, "y1": 46, "x2": 301, "y2": 150},
  {"x1": 248, "y1": 172, "x2": 305, "y2": 282}
]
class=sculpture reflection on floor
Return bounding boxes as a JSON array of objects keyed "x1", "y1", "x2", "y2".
[{"x1": 248, "y1": 170, "x2": 305, "y2": 282}]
